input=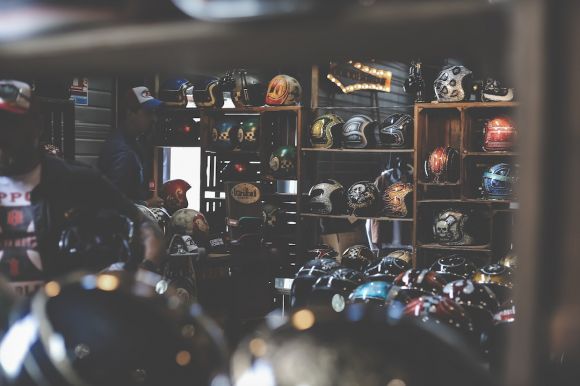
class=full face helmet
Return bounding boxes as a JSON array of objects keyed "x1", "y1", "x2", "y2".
[
  {"x1": 265, "y1": 75, "x2": 302, "y2": 106},
  {"x1": 159, "y1": 78, "x2": 191, "y2": 108},
  {"x1": 348, "y1": 281, "x2": 392, "y2": 306},
  {"x1": 191, "y1": 75, "x2": 224, "y2": 108},
  {"x1": 433, "y1": 208, "x2": 474, "y2": 246},
  {"x1": 430, "y1": 255, "x2": 477, "y2": 282},
  {"x1": 425, "y1": 146, "x2": 460, "y2": 183},
  {"x1": 382, "y1": 182, "x2": 413, "y2": 218},
  {"x1": 364, "y1": 252, "x2": 412, "y2": 283},
  {"x1": 269, "y1": 146, "x2": 297, "y2": 178},
  {"x1": 240, "y1": 117, "x2": 259, "y2": 150},
  {"x1": 305, "y1": 245, "x2": 339, "y2": 260},
  {"x1": 309, "y1": 268, "x2": 365, "y2": 312},
  {"x1": 472, "y1": 264, "x2": 515, "y2": 305},
  {"x1": 307, "y1": 179, "x2": 346, "y2": 215},
  {"x1": 212, "y1": 118, "x2": 242, "y2": 151},
  {"x1": 168, "y1": 209, "x2": 210, "y2": 246},
  {"x1": 309, "y1": 113, "x2": 344, "y2": 149},
  {"x1": 434, "y1": 65, "x2": 473, "y2": 102},
  {"x1": 291, "y1": 258, "x2": 341, "y2": 308},
  {"x1": 341, "y1": 245, "x2": 376, "y2": 271},
  {"x1": 226, "y1": 69, "x2": 268, "y2": 107},
  {"x1": 483, "y1": 116, "x2": 517, "y2": 152},
  {"x1": 0, "y1": 272, "x2": 230, "y2": 386},
  {"x1": 160, "y1": 179, "x2": 191, "y2": 215},
  {"x1": 482, "y1": 163, "x2": 518, "y2": 200},
  {"x1": 346, "y1": 181, "x2": 380, "y2": 216},
  {"x1": 342, "y1": 114, "x2": 377, "y2": 149},
  {"x1": 378, "y1": 113, "x2": 413, "y2": 148},
  {"x1": 443, "y1": 279, "x2": 500, "y2": 335}
]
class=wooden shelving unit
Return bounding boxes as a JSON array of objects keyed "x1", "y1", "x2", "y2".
[
  {"x1": 300, "y1": 213, "x2": 413, "y2": 222},
  {"x1": 302, "y1": 148, "x2": 414, "y2": 154}
]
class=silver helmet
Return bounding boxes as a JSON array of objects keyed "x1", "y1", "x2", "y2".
[
  {"x1": 434, "y1": 65, "x2": 473, "y2": 102},
  {"x1": 307, "y1": 179, "x2": 345, "y2": 215},
  {"x1": 433, "y1": 208, "x2": 474, "y2": 246}
]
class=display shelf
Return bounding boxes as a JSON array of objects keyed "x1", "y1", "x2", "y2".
[
  {"x1": 201, "y1": 106, "x2": 302, "y2": 114},
  {"x1": 302, "y1": 148, "x2": 414, "y2": 154},
  {"x1": 415, "y1": 101, "x2": 519, "y2": 110},
  {"x1": 463, "y1": 151, "x2": 518, "y2": 157},
  {"x1": 300, "y1": 213, "x2": 413, "y2": 222},
  {"x1": 417, "y1": 181, "x2": 461, "y2": 187},
  {"x1": 417, "y1": 198, "x2": 517, "y2": 205},
  {"x1": 204, "y1": 149, "x2": 260, "y2": 156},
  {"x1": 417, "y1": 243, "x2": 492, "y2": 252}
]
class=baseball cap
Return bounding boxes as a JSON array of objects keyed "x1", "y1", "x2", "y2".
[
  {"x1": 126, "y1": 86, "x2": 163, "y2": 111},
  {"x1": 0, "y1": 80, "x2": 31, "y2": 114}
]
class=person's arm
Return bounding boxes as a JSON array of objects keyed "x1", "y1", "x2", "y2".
[{"x1": 106, "y1": 150, "x2": 142, "y2": 202}]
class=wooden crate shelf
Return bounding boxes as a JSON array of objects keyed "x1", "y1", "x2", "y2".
[{"x1": 300, "y1": 213, "x2": 413, "y2": 222}]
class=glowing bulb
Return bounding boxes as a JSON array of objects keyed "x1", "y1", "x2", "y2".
[
  {"x1": 292, "y1": 309, "x2": 315, "y2": 331},
  {"x1": 44, "y1": 281, "x2": 61, "y2": 298},
  {"x1": 176, "y1": 351, "x2": 191, "y2": 366},
  {"x1": 249, "y1": 338, "x2": 267, "y2": 357},
  {"x1": 96, "y1": 274, "x2": 119, "y2": 292}
]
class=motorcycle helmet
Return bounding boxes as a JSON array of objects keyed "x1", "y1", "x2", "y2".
[
  {"x1": 346, "y1": 181, "x2": 380, "y2": 216},
  {"x1": 43, "y1": 144, "x2": 63, "y2": 158},
  {"x1": 307, "y1": 179, "x2": 346, "y2": 215},
  {"x1": 348, "y1": 281, "x2": 392, "y2": 306},
  {"x1": 309, "y1": 268, "x2": 365, "y2": 312},
  {"x1": 160, "y1": 179, "x2": 191, "y2": 215},
  {"x1": 159, "y1": 78, "x2": 191, "y2": 108},
  {"x1": 212, "y1": 118, "x2": 242, "y2": 151},
  {"x1": 443, "y1": 279, "x2": 500, "y2": 335},
  {"x1": 483, "y1": 116, "x2": 517, "y2": 152},
  {"x1": 148, "y1": 207, "x2": 171, "y2": 235},
  {"x1": 135, "y1": 203, "x2": 156, "y2": 222},
  {"x1": 191, "y1": 76, "x2": 224, "y2": 108},
  {"x1": 364, "y1": 252, "x2": 412, "y2": 283},
  {"x1": 392, "y1": 269, "x2": 446, "y2": 303},
  {"x1": 482, "y1": 163, "x2": 518, "y2": 200},
  {"x1": 305, "y1": 245, "x2": 339, "y2": 260},
  {"x1": 265, "y1": 75, "x2": 302, "y2": 105},
  {"x1": 430, "y1": 255, "x2": 477, "y2": 282},
  {"x1": 472, "y1": 264, "x2": 514, "y2": 304},
  {"x1": 221, "y1": 161, "x2": 253, "y2": 182},
  {"x1": 433, "y1": 208, "x2": 474, "y2": 246},
  {"x1": 499, "y1": 251, "x2": 518, "y2": 269},
  {"x1": 0, "y1": 272, "x2": 229, "y2": 386},
  {"x1": 309, "y1": 113, "x2": 344, "y2": 149},
  {"x1": 382, "y1": 182, "x2": 413, "y2": 217},
  {"x1": 434, "y1": 65, "x2": 473, "y2": 102},
  {"x1": 341, "y1": 245, "x2": 376, "y2": 271},
  {"x1": 269, "y1": 145, "x2": 297, "y2": 178},
  {"x1": 481, "y1": 78, "x2": 515, "y2": 102},
  {"x1": 403, "y1": 295, "x2": 475, "y2": 339},
  {"x1": 342, "y1": 114, "x2": 377, "y2": 149},
  {"x1": 226, "y1": 69, "x2": 268, "y2": 107},
  {"x1": 378, "y1": 113, "x2": 413, "y2": 148},
  {"x1": 262, "y1": 203, "x2": 285, "y2": 230},
  {"x1": 425, "y1": 146, "x2": 460, "y2": 183},
  {"x1": 240, "y1": 117, "x2": 260, "y2": 150},
  {"x1": 291, "y1": 258, "x2": 341, "y2": 308},
  {"x1": 158, "y1": 234, "x2": 199, "y2": 302},
  {"x1": 168, "y1": 208, "x2": 210, "y2": 245}
]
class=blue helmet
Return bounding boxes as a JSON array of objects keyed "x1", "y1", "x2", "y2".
[
  {"x1": 482, "y1": 163, "x2": 518, "y2": 199},
  {"x1": 159, "y1": 78, "x2": 191, "y2": 107},
  {"x1": 348, "y1": 281, "x2": 392, "y2": 306}
]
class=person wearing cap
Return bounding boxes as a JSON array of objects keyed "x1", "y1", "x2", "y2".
[
  {"x1": 98, "y1": 86, "x2": 164, "y2": 207},
  {"x1": 0, "y1": 80, "x2": 165, "y2": 296}
]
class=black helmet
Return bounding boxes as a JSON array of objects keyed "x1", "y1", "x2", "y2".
[
  {"x1": 0, "y1": 272, "x2": 229, "y2": 386},
  {"x1": 341, "y1": 245, "x2": 376, "y2": 271},
  {"x1": 425, "y1": 146, "x2": 460, "y2": 184},
  {"x1": 342, "y1": 114, "x2": 377, "y2": 149},
  {"x1": 472, "y1": 264, "x2": 514, "y2": 305},
  {"x1": 291, "y1": 258, "x2": 341, "y2": 308},
  {"x1": 159, "y1": 78, "x2": 191, "y2": 108},
  {"x1": 391, "y1": 269, "x2": 446, "y2": 304},
  {"x1": 309, "y1": 114, "x2": 344, "y2": 149},
  {"x1": 430, "y1": 255, "x2": 477, "y2": 283},
  {"x1": 309, "y1": 268, "x2": 365, "y2": 312},
  {"x1": 305, "y1": 245, "x2": 339, "y2": 260},
  {"x1": 364, "y1": 251, "x2": 412, "y2": 283},
  {"x1": 224, "y1": 69, "x2": 267, "y2": 107},
  {"x1": 307, "y1": 179, "x2": 346, "y2": 215},
  {"x1": 191, "y1": 75, "x2": 224, "y2": 108},
  {"x1": 378, "y1": 113, "x2": 413, "y2": 148},
  {"x1": 346, "y1": 181, "x2": 380, "y2": 217}
]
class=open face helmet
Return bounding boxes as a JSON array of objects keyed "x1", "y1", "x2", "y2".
[
  {"x1": 392, "y1": 269, "x2": 446, "y2": 303},
  {"x1": 482, "y1": 163, "x2": 518, "y2": 200},
  {"x1": 160, "y1": 179, "x2": 191, "y2": 215},
  {"x1": 481, "y1": 78, "x2": 515, "y2": 102},
  {"x1": 269, "y1": 146, "x2": 296, "y2": 178},
  {"x1": 240, "y1": 117, "x2": 259, "y2": 150},
  {"x1": 212, "y1": 119, "x2": 242, "y2": 151},
  {"x1": 310, "y1": 268, "x2": 365, "y2": 312},
  {"x1": 159, "y1": 78, "x2": 191, "y2": 108},
  {"x1": 262, "y1": 203, "x2": 284, "y2": 230},
  {"x1": 168, "y1": 209, "x2": 210, "y2": 245},
  {"x1": 305, "y1": 245, "x2": 339, "y2": 260},
  {"x1": 348, "y1": 281, "x2": 392, "y2": 306},
  {"x1": 431, "y1": 255, "x2": 477, "y2": 283},
  {"x1": 472, "y1": 264, "x2": 514, "y2": 304},
  {"x1": 425, "y1": 146, "x2": 460, "y2": 183},
  {"x1": 149, "y1": 207, "x2": 171, "y2": 235},
  {"x1": 483, "y1": 116, "x2": 517, "y2": 152},
  {"x1": 307, "y1": 179, "x2": 346, "y2": 215},
  {"x1": 434, "y1": 65, "x2": 473, "y2": 102},
  {"x1": 191, "y1": 75, "x2": 224, "y2": 108},
  {"x1": 309, "y1": 113, "x2": 344, "y2": 149},
  {"x1": 378, "y1": 113, "x2": 413, "y2": 148},
  {"x1": 364, "y1": 252, "x2": 412, "y2": 283},
  {"x1": 382, "y1": 182, "x2": 413, "y2": 218},
  {"x1": 341, "y1": 245, "x2": 376, "y2": 271},
  {"x1": 265, "y1": 75, "x2": 302, "y2": 105},
  {"x1": 433, "y1": 208, "x2": 474, "y2": 246},
  {"x1": 226, "y1": 69, "x2": 268, "y2": 107},
  {"x1": 346, "y1": 181, "x2": 380, "y2": 216},
  {"x1": 291, "y1": 258, "x2": 341, "y2": 308},
  {"x1": 0, "y1": 272, "x2": 229, "y2": 386},
  {"x1": 342, "y1": 114, "x2": 377, "y2": 149}
]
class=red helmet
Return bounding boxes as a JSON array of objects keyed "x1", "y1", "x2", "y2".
[
  {"x1": 483, "y1": 116, "x2": 517, "y2": 152},
  {"x1": 160, "y1": 179, "x2": 191, "y2": 215},
  {"x1": 391, "y1": 269, "x2": 446, "y2": 304},
  {"x1": 403, "y1": 295, "x2": 475, "y2": 338}
]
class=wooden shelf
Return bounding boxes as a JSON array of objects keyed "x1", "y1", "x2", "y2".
[
  {"x1": 201, "y1": 106, "x2": 302, "y2": 113},
  {"x1": 417, "y1": 181, "x2": 461, "y2": 186},
  {"x1": 417, "y1": 243, "x2": 492, "y2": 252},
  {"x1": 300, "y1": 213, "x2": 413, "y2": 222},
  {"x1": 302, "y1": 148, "x2": 414, "y2": 154},
  {"x1": 418, "y1": 198, "x2": 517, "y2": 205},
  {"x1": 463, "y1": 151, "x2": 518, "y2": 157},
  {"x1": 204, "y1": 149, "x2": 260, "y2": 156},
  {"x1": 416, "y1": 101, "x2": 519, "y2": 110}
]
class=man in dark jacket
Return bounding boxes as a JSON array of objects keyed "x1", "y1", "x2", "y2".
[
  {"x1": 0, "y1": 80, "x2": 164, "y2": 296},
  {"x1": 98, "y1": 86, "x2": 164, "y2": 207}
]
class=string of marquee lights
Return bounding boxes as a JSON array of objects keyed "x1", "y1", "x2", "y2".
[{"x1": 327, "y1": 61, "x2": 392, "y2": 94}]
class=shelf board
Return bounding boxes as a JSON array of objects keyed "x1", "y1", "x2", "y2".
[
  {"x1": 463, "y1": 151, "x2": 518, "y2": 157},
  {"x1": 302, "y1": 148, "x2": 414, "y2": 154},
  {"x1": 417, "y1": 181, "x2": 461, "y2": 186},
  {"x1": 300, "y1": 213, "x2": 413, "y2": 222},
  {"x1": 417, "y1": 243, "x2": 492, "y2": 252},
  {"x1": 201, "y1": 106, "x2": 302, "y2": 113},
  {"x1": 204, "y1": 149, "x2": 260, "y2": 156},
  {"x1": 417, "y1": 199, "x2": 517, "y2": 205},
  {"x1": 416, "y1": 101, "x2": 519, "y2": 110}
]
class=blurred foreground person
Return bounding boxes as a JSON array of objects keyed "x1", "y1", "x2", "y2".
[
  {"x1": 0, "y1": 80, "x2": 164, "y2": 296},
  {"x1": 232, "y1": 304, "x2": 494, "y2": 386},
  {"x1": 0, "y1": 271, "x2": 230, "y2": 386}
]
